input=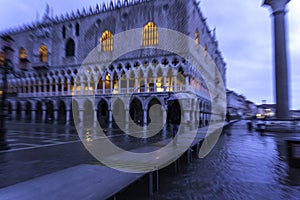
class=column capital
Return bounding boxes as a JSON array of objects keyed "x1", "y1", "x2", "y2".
[{"x1": 263, "y1": 0, "x2": 290, "y2": 14}]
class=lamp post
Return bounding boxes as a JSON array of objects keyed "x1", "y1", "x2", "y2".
[{"x1": 0, "y1": 51, "x2": 9, "y2": 150}]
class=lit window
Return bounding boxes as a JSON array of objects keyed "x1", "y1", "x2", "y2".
[
  {"x1": 39, "y1": 44, "x2": 48, "y2": 62},
  {"x1": 143, "y1": 22, "x2": 158, "y2": 46},
  {"x1": 195, "y1": 29, "x2": 199, "y2": 45},
  {"x1": 19, "y1": 47, "x2": 26, "y2": 60},
  {"x1": 101, "y1": 30, "x2": 113, "y2": 52}
]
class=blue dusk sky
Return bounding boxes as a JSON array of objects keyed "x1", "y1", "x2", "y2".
[{"x1": 0, "y1": 0, "x2": 299, "y2": 109}]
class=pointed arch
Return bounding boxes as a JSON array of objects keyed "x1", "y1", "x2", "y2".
[
  {"x1": 66, "y1": 38, "x2": 75, "y2": 57},
  {"x1": 100, "y1": 30, "x2": 113, "y2": 52},
  {"x1": 143, "y1": 22, "x2": 158, "y2": 46},
  {"x1": 39, "y1": 44, "x2": 48, "y2": 62}
]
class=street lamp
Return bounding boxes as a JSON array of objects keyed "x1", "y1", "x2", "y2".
[
  {"x1": 0, "y1": 51, "x2": 9, "y2": 150},
  {"x1": 0, "y1": 51, "x2": 23, "y2": 150}
]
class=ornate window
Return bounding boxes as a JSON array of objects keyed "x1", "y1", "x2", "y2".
[
  {"x1": 100, "y1": 30, "x2": 113, "y2": 52},
  {"x1": 143, "y1": 22, "x2": 158, "y2": 46},
  {"x1": 195, "y1": 29, "x2": 199, "y2": 45},
  {"x1": 19, "y1": 47, "x2": 27, "y2": 60},
  {"x1": 66, "y1": 38, "x2": 75, "y2": 57},
  {"x1": 39, "y1": 44, "x2": 48, "y2": 62}
]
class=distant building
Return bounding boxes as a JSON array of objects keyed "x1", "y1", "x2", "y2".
[
  {"x1": 245, "y1": 100, "x2": 257, "y2": 118},
  {"x1": 0, "y1": 0, "x2": 226, "y2": 126},
  {"x1": 226, "y1": 89, "x2": 247, "y2": 119}
]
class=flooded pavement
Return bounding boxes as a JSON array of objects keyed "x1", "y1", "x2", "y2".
[
  {"x1": 1, "y1": 120, "x2": 300, "y2": 199},
  {"x1": 147, "y1": 121, "x2": 300, "y2": 200}
]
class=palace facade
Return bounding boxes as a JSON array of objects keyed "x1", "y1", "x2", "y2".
[{"x1": 0, "y1": 0, "x2": 226, "y2": 127}]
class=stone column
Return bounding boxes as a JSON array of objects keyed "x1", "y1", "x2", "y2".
[
  {"x1": 93, "y1": 109, "x2": 98, "y2": 127},
  {"x1": 143, "y1": 76, "x2": 147, "y2": 92},
  {"x1": 263, "y1": 0, "x2": 291, "y2": 118},
  {"x1": 42, "y1": 106, "x2": 47, "y2": 122},
  {"x1": 135, "y1": 78, "x2": 139, "y2": 92},
  {"x1": 66, "y1": 109, "x2": 70, "y2": 124},
  {"x1": 126, "y1": 79, "x2": 130, "y2": 93},
  {"x1": 109, "y1": 109, "x2": 113, "y2": 123},
  {"x1": 67, "y1": 81, "x2": 71, "y2": 95},
  {"x1": 153, "y1": 76, "x2": 157, "y2": 92},
  {"x1": 185, "y1": 76, "x2": 189, "y2": 90},
  {"x1": 143, "y1": 109, "x2": 147, "y2": 125},
  {"x1": 163, "y1": 75, "x2": 167, "y2": 92},
  {"x1": 102, "y1": 80, "x2": 105, "y2": 94},
  {"x1": 173, "y1": 75, "x2": 177, "y2": 91},
  {"x1": 118, "y1": 78, "x2": 121, "y2": 94},
  {"x1": 31, "y1": 103, "x2": 36, "y2": 122},
  {"x1": 110, "y1": 80, "x2": 113, "y2": 94},
  {"x1": 125, "y1": 109, "x2": 129, "y2": 123}
]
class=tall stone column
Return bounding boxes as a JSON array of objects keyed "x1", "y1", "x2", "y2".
[{"x1": 263, "y1": 0, "x2": 291, "y2": 118}]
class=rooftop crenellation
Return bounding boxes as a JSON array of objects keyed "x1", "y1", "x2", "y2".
[{"x1": 0, "y1": 0, "x2": 154, "y2": 36}]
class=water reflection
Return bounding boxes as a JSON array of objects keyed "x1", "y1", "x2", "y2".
[{"x1": 147, "y1": 121, "x2": 300, "y2": 199}]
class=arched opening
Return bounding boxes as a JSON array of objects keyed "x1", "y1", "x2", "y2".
[
  {"x1": 97, "y1": 100, "x2": 109, "y2": 128},
  {"x1": 120, "y1": 71, "x2": 126, "y2": 92},
  {"x1": 36, "y1": 101, "x2": 43, "y2": 122},
  {"x1": 129, "y1": 70, "x2": 135, "y2": 90},
  {"x1": 147, "y1": 69, "x2": 154, "y2": 92},
  {"x1": 58, "y1": 100, "x2": 66, "y2": 124},
  {"x1": 25, "y1": 102, "x2": 31, "y2": 121},
  {"x1": 16, "y1": 102, "x2": 22, "y2": 120},
  {"x1": 97, "y1": 76, "x2": 103, "y2": 94},
  {"x1": 167, "y1": 99, "x2": 181, "y2": 125},
  {"x1": 166, "y1": 67, "x2": 174, "y2": 91},
  {"x1": 39, "y1": 44, "x2": 48, "y2": 62},
  {"x1": 147, "y1": 98, "x2": 162, "y2": 125},
  {"x1": 112, "y1": 99, "x2": 125, "y2": 126},
  {"x1": 46, "y1": 101, "x2": 54, "y2": 123},
  {"x1": 156, "y1": 67, "x2": 164, "y2": 92},
  {"x1": 112, "y1": 71, "x2": 118, "y2": 93},
  {"x1": 71, "y1": 100, "x2": 79, "y2": 125},
  {"x1": 104, "y1": 72, "x2": 111, "y2": 93},
  {"x1": 66, "y1": 38, "x2": 75, "y2": 57},
  {"x1": 129, "y1": 98, "x2": 143, "y2": 125},
  {"x1": 6, "y1": 102, "x2": 12, "y2": 120},
  {"x1": 138, "y1": 69, "x2": 145, "y2": 92},
  {"x1": 83, "y1": 100, "x2": 94, "y2": 127},
  {"x1": 177, "y1": 67, "x2": 185, "y2": 90}
]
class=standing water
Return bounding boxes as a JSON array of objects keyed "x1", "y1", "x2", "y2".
[{"x1": 128, "y1": 121, "x2": 300, "y2": 199}]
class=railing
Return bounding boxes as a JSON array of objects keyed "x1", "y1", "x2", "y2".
[{"x1": 15, "y1": 85, "x2": 211, "y2": 99}]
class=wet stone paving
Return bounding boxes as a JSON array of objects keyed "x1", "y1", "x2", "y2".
[{"x1": 1, "y1": 120, "x2": 300, "y2": 199}]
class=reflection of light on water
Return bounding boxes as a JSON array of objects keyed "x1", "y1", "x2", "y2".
[{"x1": 85, "y1": 129, "x2": 93, "y2": 142}]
